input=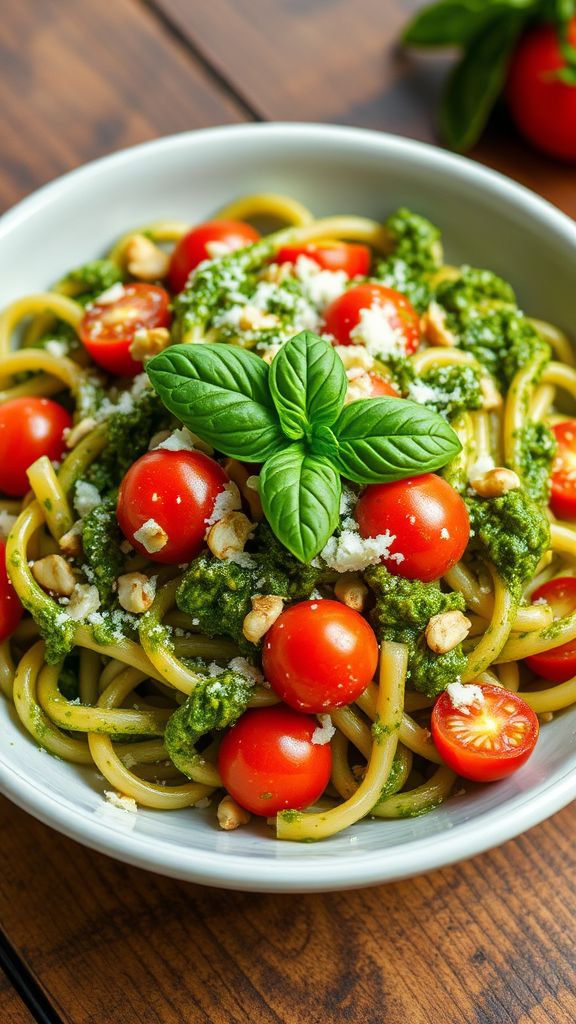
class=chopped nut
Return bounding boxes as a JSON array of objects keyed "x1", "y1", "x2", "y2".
[
  {"x1": 31, "y1": 554, "x2": 77, "y2": 596},
  {"x1": 351, "y1": 764, "x2": 366, "y2": 782},
  {"x1": 125, "y1": 234, "x2": 170, "y2": 281},
  {"x1": 133, "y1": 519, "x2": 168, "y2": 553},
  {"x1": 238, "y1": 305, "x2": 280, "y2": 331},
  {"x1": 217, "y1": 795, "x2": 251, "y2": 831},
  {"x1": 117, "y1": 572, "x2": 157, "y2": 613},
  {"x1": 334, "y1": 573, "x2": 368, "y2": 612},
  {"x1": 470, "y1": 467, "x2": 521, "y2": 498},
  {"x1": 344, "y1": 370, "x2": 376, "y2": 404},
  {"x1": 59, "y1": 521, "x2": 83, "y2": 558},
  {"x1": 425, "y1": 610, "x2": 471, "y2": 654},
  {"x1": 243, "y1": 594, "x2": 284, "y2": 644},
  {"x1": 259, "y1": 262, "x2": 293, "y2": 284},
  {"x1": 420, "y1": 301, "x2": 457, "y2": 347},
  {"x1": 222, "y1": 459, "x2": 263, "y2": 520},
  {"x1": 207, "y1": 511, "x2": 253, "y2": 560},
  {"x1": 129, "y1": 327, "x2": 170, "y2": 362},
  {"x1": 64, "y1": 417, "x2": 97, "y2": 449},
  {"x1": 538, "y1": 711, "x2": 554, "y2": 724},
  {"x1": 480, "y1": 376, "x2": 502, "y2": 411},
  {"x1": 259, "y1": 344, "x2": 283, "y2": 365},
  {"x1": 67, "y1": 583, "x2": 101, "y2": 620},
  {"x1": 334, "y1": 344, "x2": 374, "y2": 372}
]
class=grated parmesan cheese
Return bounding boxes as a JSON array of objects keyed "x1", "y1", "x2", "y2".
[
  {"x1": 293, "y1": 255, "x2": 348, "y2": 310},
  {"x1": 312, "y1": 713, "x2": 336, "y2": 746},
  {"x1": 74, "y1": 480, "x2": 102, "y2": 518},
  {"x1": 155, "y1": 427, "x2": 196, "y2": 452},
  {"x1": 95, "y1": 282, "x2": 125, "y2": 305},
  {"x1": 44, "y1": 339, "x2": 67, "y2": 358},
  {"x1": 350, "y1": 303, "x2": 406, "y2": 358},
  {"x1": 204, "y1": 481, "x2": 242, "y2": 526},
  {"x1": 228, "y1": 656, "x2": 263, "y2": 686},
  {"x1": 104, "y1": 791, "x2": 138, "y2": 813},
  {"x1": 467, "y1": 453, "x2": 495, "y2": 482},
  {"x1": 321, "y1": 528, "x2": 404, "y2": 573},
  {"x1": 446, "y1": 680, "x2": 485, "y2": 711}
]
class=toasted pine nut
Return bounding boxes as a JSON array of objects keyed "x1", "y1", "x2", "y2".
[
  {"x1": 425, "y1": 610, "x2": 471, "y2": 654},
  {"x1": 420, "y1": 301, "x2": 456, "y2": 347},
  {"x1": 67, "y1": 583, "x2": 101, "y2": 620},
  {"x1": 31, "y1": 554, "x2": 77, "y2": 596},
  {"x1": 334, "y1": 574, "x2": 368, "y2": 612},
  {"x1": 125, "y1": 234, "x2": 170, "y2": 281},
  {"x1": 217, "y1": 795, "x2": 251, "y2": 830},
  {"x1": 243, "y1": 595, "x2": 284, "y2": 644},
  {"x1": 129, "y1": 327, "x2": 170, "y2": 362},
  {"x1": 470, "y1": 467, "x2": 521, "y2": 498},
  {"x1": 207, "y1": 511, "x2": 253, "y2": 560},
  {"x1": 117, "y1": 572, "x2": 157, "y2": 614}
]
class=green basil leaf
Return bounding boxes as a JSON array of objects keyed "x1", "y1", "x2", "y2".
[
  {"x1": 439, "y1": 14, "x2": 525, "y2": 151},
  {"x1": 403, "y1": 0, "x2": 512, "y2": 47},
  {"x1": 146, "y1": 343, "x2": 284, "y2": 461},
  {"x1": 309, "y1": 423, "x2": 340, "y2": 462},
  {"x1": 259, "y1": 446, "x2": 341, "y2": 563},
  {"x1": 268, "y1": 331, "x2": 347, "y2": 440},
  {"x1": 332, "y1": 398, "x2": 461, "y2": 484}
]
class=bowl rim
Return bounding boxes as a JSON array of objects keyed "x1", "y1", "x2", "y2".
[{"x1": 1, "y1": 122, "x2": 575, "y2": 892}]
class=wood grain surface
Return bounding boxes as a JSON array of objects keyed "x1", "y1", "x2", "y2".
[{"x1": 0, "y1": 1, "x2": 575, "y2": 1022}]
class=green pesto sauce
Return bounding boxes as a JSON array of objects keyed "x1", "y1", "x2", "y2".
[
  {"x1": 466, "y1": 489, "x2": 550, "y2": 600},
  {"x1": 373, "y1": 208, "x2": 443, "y2": 312},
  {"x1": 514, "y1": 421, "x2": 556, "y2": 504},
  {"x1": 86, "y1": 391, "x2": 171, "y2": 494},
  {"x1": 58, "y1": 259, "x2": 123, "y2": 305},
  {"x1": 81, "y1": 498, "x2": 125, "y2": 605},
  {"x1": 278, "y1": 809, "x2": 303, "y2": 824},
  {"x1": 20, "y1": 594, "x2": 76, "y2": 665}
]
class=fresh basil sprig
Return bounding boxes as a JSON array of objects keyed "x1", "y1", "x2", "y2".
[{"x1": 147, "y1": 332, "x2": 461, "y2": 563}]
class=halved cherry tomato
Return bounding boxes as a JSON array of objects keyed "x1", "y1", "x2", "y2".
[
  {"x1": 0, "y1": 397, "x2": 72, "y2": 497},
  {"x1": 524, "y1": 577, "x2": 576, "y2": 683},
  {"x1": 322, "y1": 282, "x2": 420, "y2": 353},
  {"x1": 116, "y1": 450, "x2": 229, "y2": 564},
  {"x1": 275, "y1": 241, "x2": 371, "y2": 278},
  {"x1": 217, "y1": 704, "x2": 332, "y2": 816},
  {"x1": 0, "y1": 541, "x2": 23, "y2": 642},
  {"x1": 550, "y1": 420, "x2": 576, "y2": 519},
  {"x1": 432, "y1": 684, "x2": 539, "y2": 783},
  {"x1": 80, "y1": 283, "x2": 171, "y2": 377},
  {"x1": 262, "y1": 599, "x2": 379, "y2": 713},
  {"x1": 355, "y1": 475, "x2": 469, "y2": 583},
  {"x1": 364, "y1": 372, "x2": 400, "y2": 398},
  {"x1": 168, "y1": 220, "x2": 260, "y2": 293}
]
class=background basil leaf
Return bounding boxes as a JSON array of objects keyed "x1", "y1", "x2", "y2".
[
  {"x1": 332, "y1": 398, "x2": 461, "y2": 484},
  {"x1": 439, "y1": 13, "x2": 525, "y2": 151},
  {"x1": 269, "y1": 331, "x2": 347, "y2": 440},
  {"x1": 259, "y1": 446, "x2": 341, "y2": 563},
  {"x1": 147, "y1": 343, "x2": 284, "y2": 461},
  {"x1": 404, "y1": 0, "x2": 536, "y2": 47}
]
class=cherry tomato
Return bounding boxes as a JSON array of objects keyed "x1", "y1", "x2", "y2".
[
  {"x1": 262, "y1": 599, "x2": 379, "y2": 713},
  {"x1": 116, "y1": 450, "x2": 229, "y2": 564},
  {"x1": 355, "y1": 475, "x2": 470, "y2": 583},
  {"x1": 168, "y1": 220, "x2": 260, "y2": 293},
  {"x1": 80, "y1": 283, "x2": 171, "y2": 377},
  {"x1": 506, "y1": 18, "x2": 576, "y2": 162},
  {"x1": 217, "y1": 705, "x2": 332, "y2": 816},
  {"x1": 524, "y1": 577, "x2": 576, "y2": 683},
  {"x1": 0, "y1": 541, "x2": 23, "y2": 642},
  {"x1": 0, "y1": 397, "x2": 72, "y2": 497},
  {"x1": 322, "y1": 282, "x2": 420, "y2": 353},
  {"x1": 275, "y1": 241, "x2": 371, "y2": 278},
  {"x1": 432, "y1": 684, "x2": 539, "y2": 783},
  {"x1": 550, "y1": 420, "x2": 576, "y2": 519},
  {"x1": 363, "y1": 372, "x2": 400, "y2": 398}
]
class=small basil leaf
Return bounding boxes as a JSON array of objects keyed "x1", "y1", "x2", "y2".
[
  {"x1": 332, "y1": 398, "x2": 461, "y2": 484},
  {"x1": 268, "y1": 331, "x2": 347, "y2": 439},
  {"x1": 439, "y1": 14, "x2": 525, "y2": 151},
  {"x1": 146, "y1": 343, "x2": 284, "y2": 461},
  {"x1": 259, "y1": 446, "x2": 341, "y2": 563},
  {"x1": 309, "y1": 423, "x2": 340, "y2": 462},
  {"x1": 404, "y1": 0, "x2": 535, "y2": 47}
]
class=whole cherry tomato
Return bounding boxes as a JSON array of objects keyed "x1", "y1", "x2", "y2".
[
  {"x1": 322, "y1": 282, "x2": 420, "y2": 353},
  {"x1": 550, "y1": 420, "x2": 576, "y2": 519},
  {"x1": 275, "y1": 241, "x2": 371, "y2": 277},
  {"x1": 524, "y1": 577, "x2": 576, "y2": 683},
  {"x1": 168, "y1": 220, "x2": 260, "y2": 293},
  {"x1": 0, "y1": 397, "x2": 72, "y2": 497}
]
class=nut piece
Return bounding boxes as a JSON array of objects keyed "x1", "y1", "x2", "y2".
[
  {"x1": 31, "y1": 555, "x2": 77, "y2": 596},
  {"x1": 129, "y1": 327, "x2": 170, "y2": 362},
  {"x1": 470, "y1": 467, "x2": 521, "y2": 498},
  {"x1": 133, "y1": 519, "x2": 168, "y2": 554},
  {"x1": 259, "y1": 262, "x2": 293, "y2": 284},
  {"x1": 334, "y1": 344, "x2": 374, "y2": 372},
  {"x1": 420, "y1": 301, "x2": 457, "y2": 347},
  {"x1": 425, "y1": 610, "x2": 471, "y2": 654},
  {"x1": 59, "y1": 521, "x2": 83, "y2": 558},
  {"x1": 64, "y1": 417, "x2": 97, "y2": 449},
  {"x1": 259, "y1": 344, "x2": 283, "y2": 365},
  {"x1": 217, "y1": 795, "x2": 251, "y2": 831},
  {"x1": 117, "y1": 572, "x2": 157, "y2": 613},
  {"x1": 222, "y1": 458, "x2": 263, "y2": 520},
  {"x1": 238, "y1": 305, "x2": 280, "y2": 331},
  {"x1": 125, "y1": 234, "x2": 170, "y2": 281},
  {"x1": 207, "y1": 511, "x2": 253, "y2": 561},
  {"x1": 334, "y1": 573, "x2": 368, "y2": 612},
  {"x1": 243, "y1": 595, "x2": 284, "y2": 644},
  {"x1": 479, "y1": 376, "x2": 503, "y2": 412},
  {"x1": 67, "y1": 583, "x2": 101, "y2": 621}
]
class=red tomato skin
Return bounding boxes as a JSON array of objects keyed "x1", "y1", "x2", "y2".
[
  {"x1": 217, "y1": 705, "x2": 332, "y2": 816},
  {"x1": 0, "y1": 397, "x2": 72, "y2": 497},
  {"x1": 80, "y1": 283, "x2": 171, "y2": 377},
  {"x1": 355, "y1": 475, "x2": 470, "y2": 583},
  {"x1": 262, "y1": 599, "x2": 379, "y2": 713},
  {"x1": 116, "y1": 450, "x2": 229, "y2": 564},
  {"x1": 275, "y1": 242, "x2": 371, "y2": 277},
  {"x1": 432, "y1": 685, "x2": 539, "y2": 783},
  {"x1": 0, "y1": 541, "x2": 23, "y2": 642},
  {"x1": 168, "y1": 220, "x2": 260, "y2": 293},
  {"x1": 322, "y1": 283, "x2": 420, "y2": 353},
  {"x1": 506, "y1": 18, "x2": 576, "y2": 162},
  {"x1": 365, "y1": 372, "x2": 400, "y2": 398},
  {"x1": 525, "y1": 577, "x2": 576, "y2": 683},
  {"x1": 550, "y1": 420, "x2": 576, "y2": 519}
]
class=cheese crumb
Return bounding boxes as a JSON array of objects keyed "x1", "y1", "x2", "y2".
[
  {"x1": 133, "y1": 518, "x2": 168, "y2": 553},
  {"x1": 95, "y1": 282, "x2": 125, "y2": 305},
  {"x1": 204, "y1": 481, "x2": 242, "y2": 526},
  {"x1": 155, "y1": 427, "x2": 196, "y2": 452},
  {"x1": 467, "y1": 454, "x2": 495, "y2": 483},
  {"x1": 45, "y1": 339, "x2": 67, "y2": 358},
  {"x1": 104, "y1": 791, "x2": 138, "y2": 813},
  {"x1": 350, "y1": 303, "x2": 407, "y2": 357},
  {"x1": 74, "y1": 480, "x2": 102, "y2": 518},
  {"x1": 228, "y1": 656, "x2": 263, "y2": 686},
  {"x1": 321, "y1": 528, "x2": 403, "y2": 573},
  {"x1": 312, "y1": 714, "x2": 336, "y2": 745},
  {"x1": 293, "y1": 255, "x2": 348, "y2": 310},
  {"x1": 446, "y1": 681, "x2": 485, "y2": 711}
]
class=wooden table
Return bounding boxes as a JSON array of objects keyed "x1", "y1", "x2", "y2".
[{"x1": 0, "y1": 3, "x2": 574, "y2": 1021}]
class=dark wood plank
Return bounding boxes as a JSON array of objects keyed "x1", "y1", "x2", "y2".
[
  {"x1": 0, "y1": 971, "x2": 36, "y2": 1024},
  {"x1": 154, "y1": 0, "x2": 576, "y2": 217},
  {"x1": 0, "y1": 796, "x2": 574, "y2": 1024},
  {"x1": 0, "y1": 0, "x2": 247, "y2": 211}
]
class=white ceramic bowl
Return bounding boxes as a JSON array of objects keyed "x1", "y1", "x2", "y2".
[{"x1": 1, "y1": 124, "x2": 575, "y2": 892}]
